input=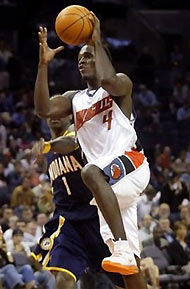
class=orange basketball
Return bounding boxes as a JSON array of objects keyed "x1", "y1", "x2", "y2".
[{"x1": 55, "y1": 5, "x2": 94, "y2": 46}]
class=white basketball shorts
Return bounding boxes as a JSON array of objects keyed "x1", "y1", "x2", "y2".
[{"x1": 90, "y1": 150, "x2": 150, "y2": 258}]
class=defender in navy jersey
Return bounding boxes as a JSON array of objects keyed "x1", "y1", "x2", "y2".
[
  {"x1": 31, "y1": 116, "x2": 124, "y2": 289},
  {"x1": 46, "y1": 144, "x2": 98, "y2": 221}
]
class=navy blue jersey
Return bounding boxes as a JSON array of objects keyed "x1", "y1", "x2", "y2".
[{"x1": 46, "y1": 141, "x2": 97, "y2": 221}]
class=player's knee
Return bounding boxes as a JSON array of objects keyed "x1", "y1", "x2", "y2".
[
  {"x1": 81, "y1": 164, "x2": 100, "y2": 184},
  {"x1": 56, "y1": 272, "x2": 75, "y2": 289}
]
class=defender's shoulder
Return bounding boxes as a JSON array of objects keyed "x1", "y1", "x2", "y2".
[{"x1": 62, "y1": 90, "x2": 78, "y2": 100}]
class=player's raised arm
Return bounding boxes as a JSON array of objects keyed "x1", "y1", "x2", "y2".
[
  {"x1": 34, "y1": 26, "x2": 74, "y2": 119},
  {"x1": 90, "y1": 13, "x2": 132, "y2": 98}
]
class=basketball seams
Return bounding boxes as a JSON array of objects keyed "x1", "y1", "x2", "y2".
[
  {"x1": 72, "y1": 18, "x2": 85, "y2": 45},
  {"x1": 57, "y1": 13, "x2": 92, "y2": 42},
  {"x1": 86, "y1": 17, "x2": 93, "y2": 36},
  {"x1": 55, "y1": 6, "x2": 94, "y2": 45},
  {"x1": 71, "y1": 8, "x2": 93, "y2": 36},
  {"x1": 57, "y1": 17, "x2": 83, "y2": 38},
  {"x1": 74, "y1": 6, "x2": 89, "y2": 17}
]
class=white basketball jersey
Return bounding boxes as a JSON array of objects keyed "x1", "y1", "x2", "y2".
[{"x1": 72, "y1": 87, "x2": 137, "y2": 166}]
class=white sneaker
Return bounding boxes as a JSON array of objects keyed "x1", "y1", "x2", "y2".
[{"x1": 102, "y1": 239, "x2": 139, "y2": 275}]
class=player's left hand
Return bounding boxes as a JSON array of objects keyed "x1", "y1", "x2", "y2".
[
  {"x1": 88, "y1": 12, "x2": 101, "y2": 43},
  {"x1": 38, "y1": 26, "x2": 64, "y2": 64}
]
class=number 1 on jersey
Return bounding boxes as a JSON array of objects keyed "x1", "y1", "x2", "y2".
[
  {"x1": 103, "y1": 110, "x2": 113, "y2": 130},
  {"x1": 62, "y1": 177, "x2": 71, "y2": 195}
]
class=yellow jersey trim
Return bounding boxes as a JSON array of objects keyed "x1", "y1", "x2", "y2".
[
  {"x1": 30, "y1": 252, "x2": 42, "y2": 262},
  {"x1": 64, "y1": 130, "x2": 79, "y2": 150},
  {"x1": 64, "y1": 130, "x2": 75, "y2": 137},
  {"x1": 44, "y1": 266, "x2": 77, "y2": 282},
  {"x1": 42, "y1": 216, "x2": 65, "y2": 268}
]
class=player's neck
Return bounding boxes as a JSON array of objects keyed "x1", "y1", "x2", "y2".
[
  {"x1": 51, "y1": 129, "x2": 66, "y2": 139},
  {"x1": 87, "y1": 79, "x2": 100, "y2": 91}
]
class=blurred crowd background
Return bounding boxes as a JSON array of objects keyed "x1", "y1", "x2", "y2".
[{"x1": 0, "y1": 0, "x2": 190, "y2": 289}]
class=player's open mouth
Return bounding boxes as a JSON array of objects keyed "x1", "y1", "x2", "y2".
[
  {"x1": 50, "y1": 120, "x2": 60, "y2": 124},
  {"x1": 79, "y1": 66, "x2": 88, "y2": 72}
]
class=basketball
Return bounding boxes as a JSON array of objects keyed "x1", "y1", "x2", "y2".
[{"x1": 55, "y1": 5, "x2": 94, "y2": 46}]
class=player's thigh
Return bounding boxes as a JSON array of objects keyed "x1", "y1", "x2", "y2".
[
  {"x1": 44, "y1": 217, "x2": 88, "y2": 281},
  {"x1": 55, "y1": 271, "x2": 75, "y2": 289},
  {"x1": 112, "y1": 160, "x2": 150, "y2": 210}
]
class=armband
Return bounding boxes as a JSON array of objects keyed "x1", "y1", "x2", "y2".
[{"x1": 42, "y1": 142, "x2": 51, "y2": 154}]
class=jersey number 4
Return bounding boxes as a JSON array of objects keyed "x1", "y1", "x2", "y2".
[{"x1": 103, "y1": 110, "x2": 113, "y2": 130}]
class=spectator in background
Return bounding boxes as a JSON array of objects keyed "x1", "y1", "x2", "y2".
[
  {"x1": 167, "y1": 221, "x2": 190, "y2": 269},
  {"x1": 177, "y1": 100, "x2": 190, "y2": 122},
  {"x1": 0, "y1": 39, "x2": 13, "y2": 66},
  {"x1": 160, "y1": 172, "x2": 189, "y2": 222},
  {"x1": 159, "y1": 218, "x2": 174, "y2": 243},
  {"x1": 35, "y1": 213, "x2": 48, "y2": 241},
  {"x1": 3, "y1": 215, "x2": 18, "y2": 242},
  {"x1": 172, "y1": 150, "x2": 189, "y2": 174},
  {"x1": 37, "y1": 181, "x2": 54, "y2": 214},
  {"x1": 2, "y1": 148, "x2": 14, "y2": 177},
  {"x1": 141, "y1": 225, "x2": 169, "y2": 273},
  {"x1": 0, "y1": 206, "x2": 13, "y2": 232},
  {"x1": 139, "y1": 215, "x2": 156, "y2": 244},
  {"x1": 6, "y1": 229, "x2": 36, "y2": 289},
  {"x1": 154, "y1": 203, "x2": 171, "y2": 221},
  {"x1": 180, "y1": 162, "x2": 190, "y2": 192},
  {"x1": 11, "y1": 103, "x2": 26, "y2": 128},
  {"x1": 179, "y1": 205, "x2": 190, "y2": 230},
  {"x1": 32, "y1": 175, "x2": 49, "y2": 200},
  {"x1": 137, "y1": 184, "x2": 158, "y2": 223},
  {"x1": 26, "y1": 222, "x2": 38, "y2": 248},
  {"x1": 0, "y1": 90, "x2": 14, "y2": 114},
  {"x1": 160, "y1": 146, "x2": 173, "y2": 169},
  {"x1": 0, "y1": 163, "x2": 10, "y2": 206},
  {"x1": 151, "y1": 155, "x2": 164, "y2": 191},
  {"x1": 6, "y1": 228, "x2": 31, "y2": 256},
  {"x1": 7, "y1": 160, "x2": 23, "y2": 193},
  {"x1": 20, "y1": 149, "x2": 33, "y2": 170},
  {"x1": 10, "y1": 175, "x2": 35, "y2": 209},
  {"x1": 7, "y1": 219, "x2": 37, "y2": 247},
  {"x1": 0, "y1": 226, "x2": 25, "y2": 289},
  {"x1": 140, "y1": 257, "x2": 160, "y2": 289},
  {"x1": 136, "y1": 84, "x2": 158, "y2": 108},
  {"x1": 21, "y1": 207, "x2": 34, "y2": 224}
]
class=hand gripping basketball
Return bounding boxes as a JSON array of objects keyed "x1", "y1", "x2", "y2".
[{"x1": 55, "y1": 5, "x2": 95, "y2": 46}]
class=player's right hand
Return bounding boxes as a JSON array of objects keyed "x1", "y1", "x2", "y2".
[
  {"x1": 38, "y1": 26, "x2": 64, "y2": 64},
  {"x1": 88, "y1": 12, "x2": 101, "y2": 44},
  {"x1": 32, "y1": 138, "x2": 44, "y2": 163}
]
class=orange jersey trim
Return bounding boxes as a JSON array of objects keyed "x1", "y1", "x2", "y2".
[{"x1": 125, "y1": 150, "x2": 145, "y2": 169}]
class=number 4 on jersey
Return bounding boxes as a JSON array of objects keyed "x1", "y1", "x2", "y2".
[{"x1": 103, "y1": 110, "x2": 113, "y2": 130}]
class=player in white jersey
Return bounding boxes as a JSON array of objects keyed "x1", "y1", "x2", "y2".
[{"x1": 34, "y1": 13, "x2": 150, "y2": 289}]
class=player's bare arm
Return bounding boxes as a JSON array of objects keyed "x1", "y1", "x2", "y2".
[
  {"x1": 49, "y1": 135, "x2": 77, "y2": 154},
  {"x1": 90, "y1": 13, "x2": 132, "y2": 99},
  {"x1": 32, "y1": 136, "x2": 77, "y2": 159},
  {"x1": 34, "y1": 26, "x2": 74, "y2": 119}
]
